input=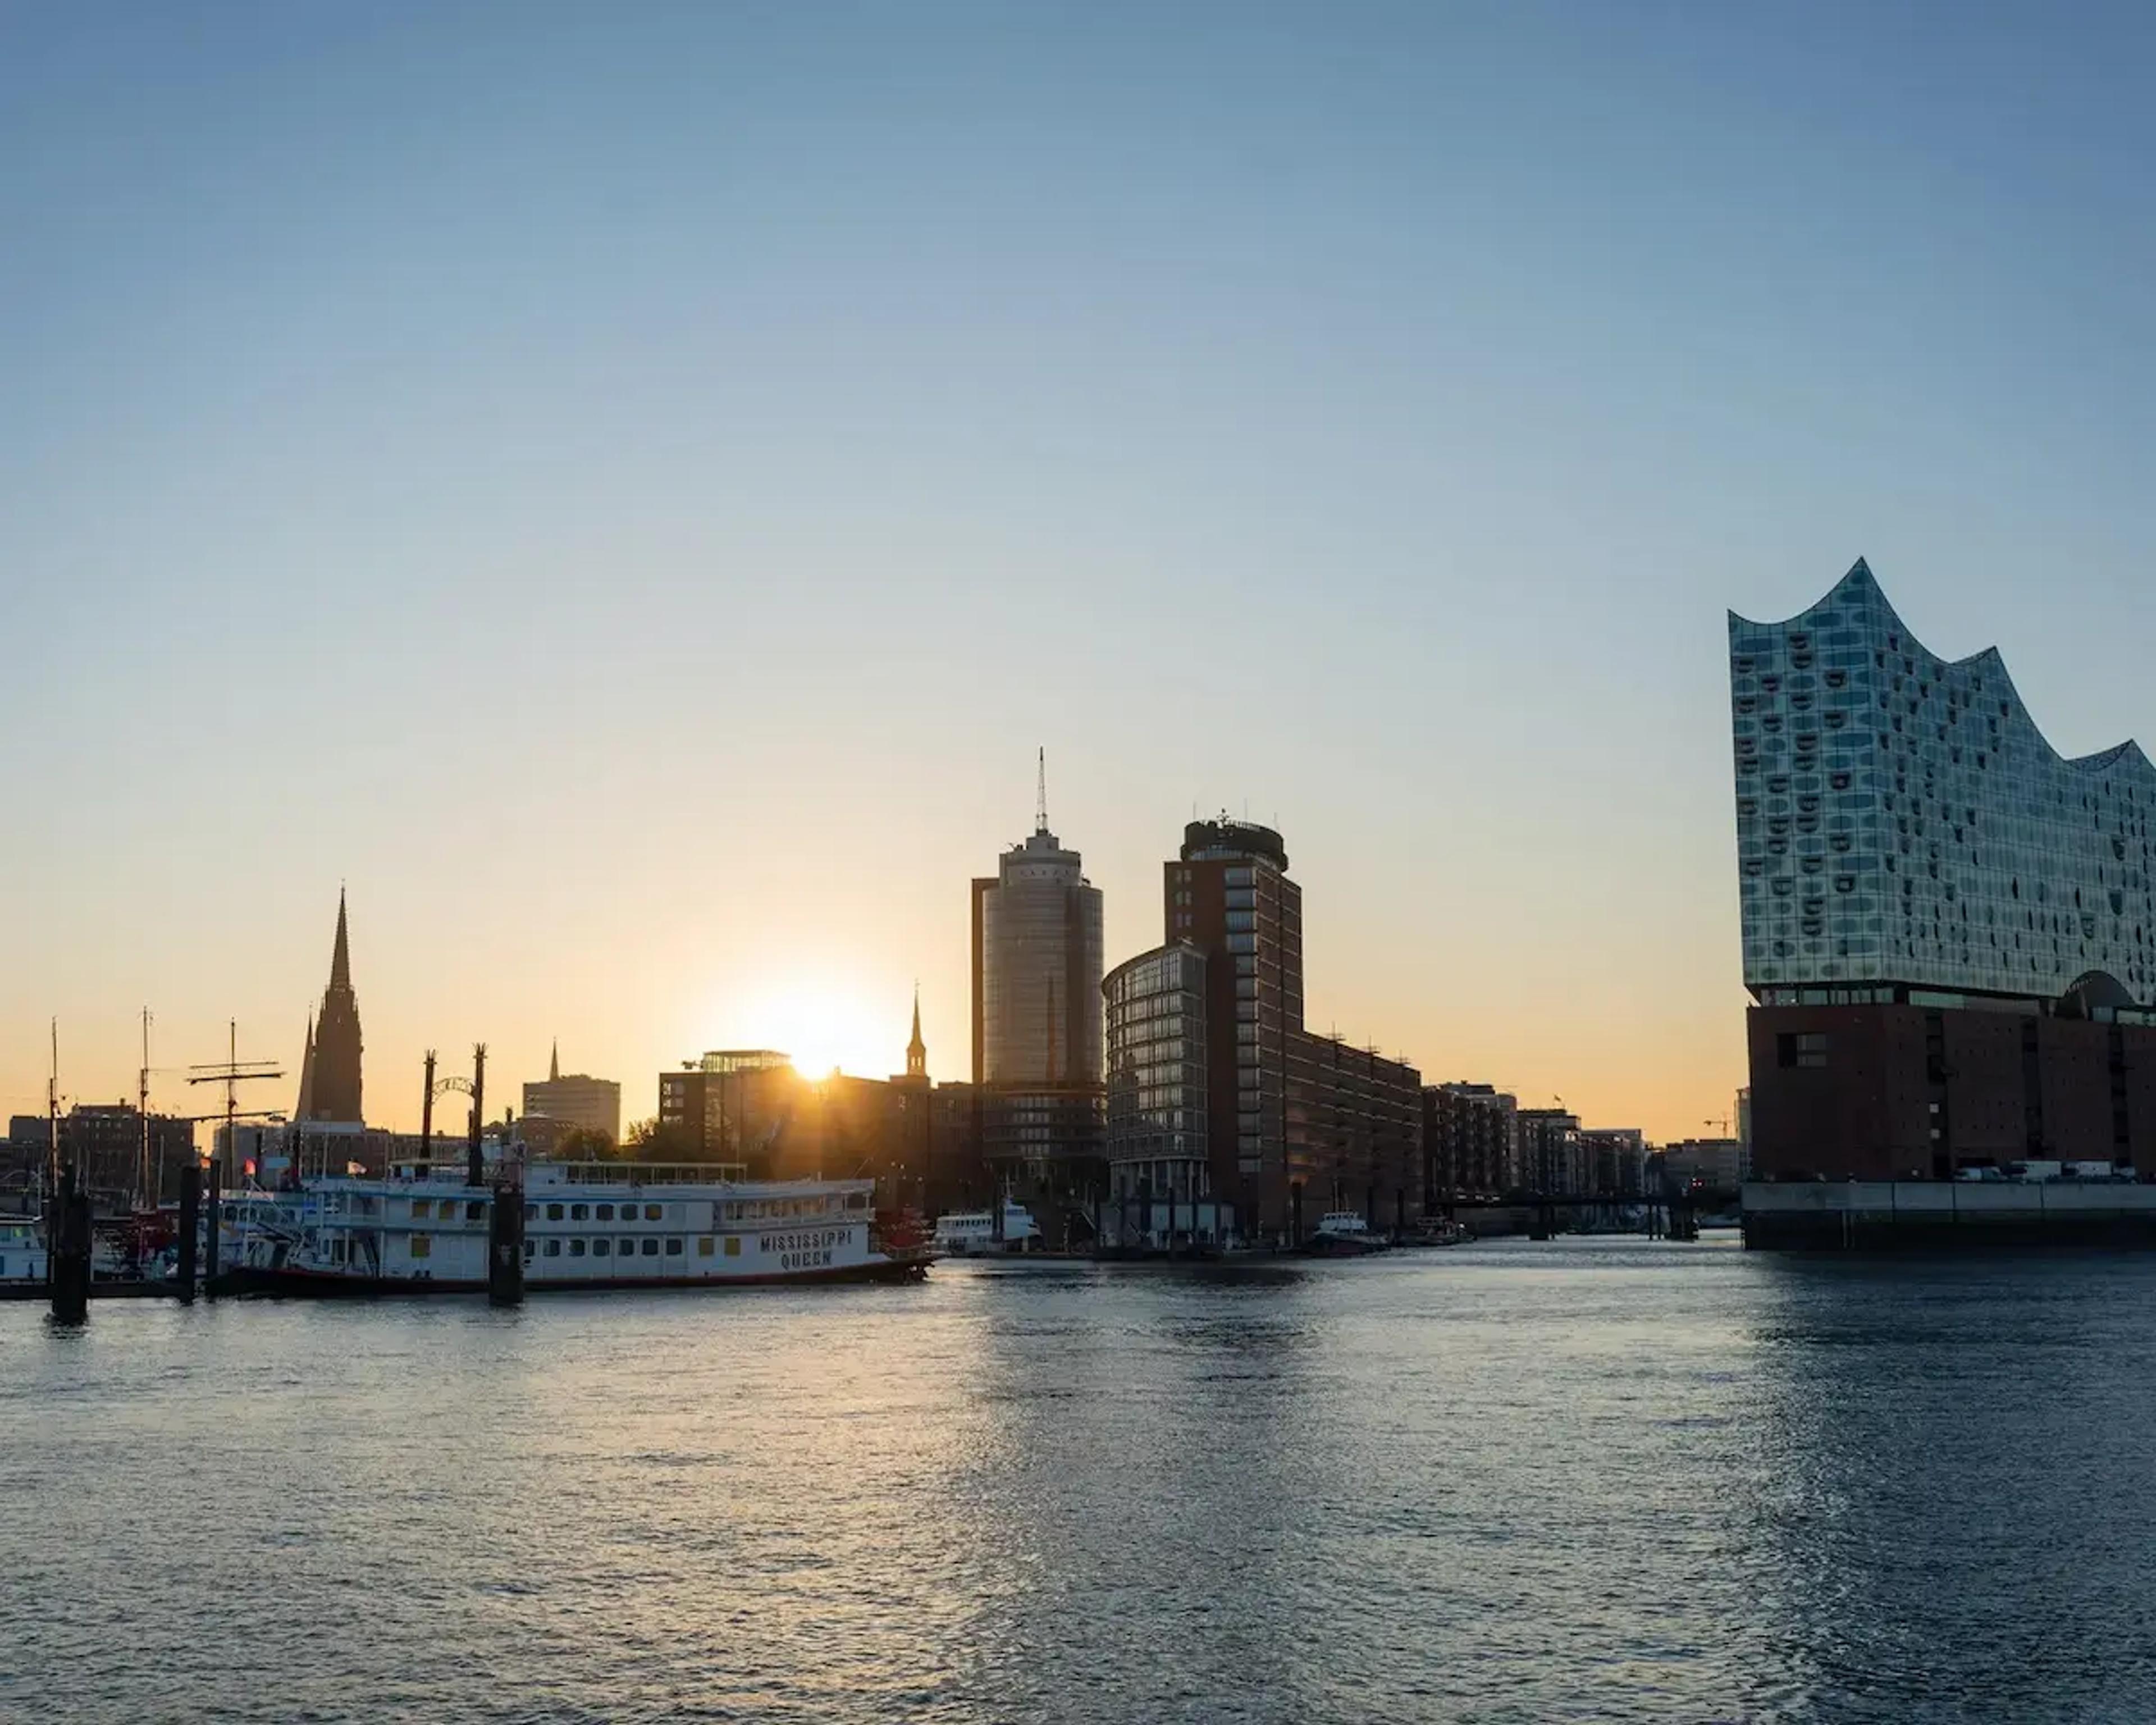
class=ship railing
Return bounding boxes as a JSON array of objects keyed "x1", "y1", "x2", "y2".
[{"x1": 544, "y1": 1161, "x2": 753, "y2": 1187}]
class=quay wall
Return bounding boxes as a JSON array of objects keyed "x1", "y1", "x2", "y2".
[{"x1": 1743, "y1": 1180, "x2": 2156, "y2": 1249}]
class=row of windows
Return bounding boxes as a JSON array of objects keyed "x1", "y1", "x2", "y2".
[
  {"x1": 524, "y1": 1200, "x2": 667, "y2": 1223},
  {"x1": 405, "y1": 1230, "x2": 712, "y2": 1262},
  {"x1": 1107, "y1": 991, "x2": 1200, "y2": 1028},
  {"x1": 526, "y1": 1235, "x2": 731, "y2": 1260},
  {"x1": 519, "y1": 1196, "x2": 846, "y2": 1225},
  {"x1": 410, "y1": 1199, "x2": 487, "y2": 1222}
]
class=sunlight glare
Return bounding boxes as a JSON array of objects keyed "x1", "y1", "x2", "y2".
[{"x1": 740, "y1": 984, "x2": 896, "y2": 1080}]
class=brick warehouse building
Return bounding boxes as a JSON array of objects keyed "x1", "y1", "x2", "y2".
[
  {"x1": 1733, "y1": 560, "x2": 2156, "y2": 1179},
  {"x1": 1746, "y1": 997, "x2": 2156, "y2": 1179}
]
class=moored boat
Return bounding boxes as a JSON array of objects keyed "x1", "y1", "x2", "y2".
[
  {"x1": 225, "y1": 1160, "x2": 934, "y2": 1296},
  {"x1": 931, "y1": 1201, "x2": 1042, "y2": 1256},
  {"x1": 1300, "y1": 1211, "x2": 1391, "y2": 1257},
  {"x1": 1402, "y1": 1216, "x2": 1470, "y2": 1248},
  {"x1": 0, "y1": 1215, "x2": 47, "y2": 1284}
]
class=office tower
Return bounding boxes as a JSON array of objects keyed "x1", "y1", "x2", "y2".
[
  {"x1": 1146, "y1": 816, "x2": 1418, "y2": 1244},
  {"x1": 1167, "y1": 818, "x2": 1301, "y2": 1205},
  {"x1": 657, "y1": 1050, "x2": 792, "y2": 1160},
  {"x1": 1101, "y1": 941, "x2": 1214, "y2": 1245},
  {"x1": 973, "y1": 769, "x2": 1105, "y2": 1089},
  {"x1": 971, "y1": 761, "x2": 1105, "y2": 1183},
  {"x1": 522, "y1": 1043, "x2": 623, "y2": 1144}
]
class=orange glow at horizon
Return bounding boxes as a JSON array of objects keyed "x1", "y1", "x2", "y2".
[{"x1": 732, "y1": 984, "x2": 900, "y2": 1083}]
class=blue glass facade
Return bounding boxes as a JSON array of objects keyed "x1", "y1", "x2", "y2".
[
  {"x1": 1732, "y1": 560, "x2": 2156, "y2": 1005},
  {"x1": 1102, "y1": 941, "x2": 1209, "y2": 1202}
]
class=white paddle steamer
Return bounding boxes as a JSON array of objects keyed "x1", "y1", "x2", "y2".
[{"x1": 227, "y1": 1160, "x2": 933, "y2": 1295}]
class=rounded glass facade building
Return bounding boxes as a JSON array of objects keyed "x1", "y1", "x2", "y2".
[
  {"x1": 977, "y1": 825, "x2": 1104, "y2": 1086},
  {"x1": 1102, "y1": 942, "x2": 1209, "y2": 1203}
]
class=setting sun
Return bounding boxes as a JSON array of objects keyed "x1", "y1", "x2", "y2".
[{"x1": 735, "y1": 984, "x2": 903, "y2": 1081}]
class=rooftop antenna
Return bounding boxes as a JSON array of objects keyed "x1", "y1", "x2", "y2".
[{"x1": 1035, "y1": 747, "x2": 1049, "y2": 834}]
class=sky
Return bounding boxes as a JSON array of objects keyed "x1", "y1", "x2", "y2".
[{"x1": 4, "y1": 2, "x2": 2154, "y2": 1142}]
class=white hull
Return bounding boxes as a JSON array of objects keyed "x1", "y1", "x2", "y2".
[{"x1": 228, "y1": 1162, "x2": 931, "y2": 1294}]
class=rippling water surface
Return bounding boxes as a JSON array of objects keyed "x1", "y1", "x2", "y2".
[{"x1": 6, "y1": 1238, "x2": 2156, "y2": 1722}]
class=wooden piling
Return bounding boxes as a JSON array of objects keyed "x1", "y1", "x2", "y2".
[
  {"x1": 50, "y1": 1165, "x2": 91, "y2": 1325},
  {"x1": 487, "y1": 1178, "x2": 524, "y2": 1307},
  {"x1": 204, "y1": 1154, "x2": 222, "y2": 1300}
]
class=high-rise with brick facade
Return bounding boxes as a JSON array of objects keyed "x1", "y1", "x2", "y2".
[{"x1": 1118, "y1": 817, "x2": 1418, "y2": 1245}]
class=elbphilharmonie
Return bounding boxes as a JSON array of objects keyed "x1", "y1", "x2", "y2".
[{"x1": 1734, "y1": 559, "x2": 2156, "y2": 1181}]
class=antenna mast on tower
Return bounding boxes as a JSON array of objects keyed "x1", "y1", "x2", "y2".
[{"x1": 1036, "y1": 747, "x2": 1048, "y2": 834}]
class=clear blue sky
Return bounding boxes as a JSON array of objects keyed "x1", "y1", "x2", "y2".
[{"x1": 4, "y1": 2, "x2": 2153, "y2": 1138}]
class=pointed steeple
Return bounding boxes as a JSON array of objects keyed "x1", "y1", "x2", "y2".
[
  {"x1": 550, "y1": 1038, "x2": 560, "y2": 1083},
  {"x1": 295, "y1": 1011, "x2": 317, "y2": 1120},
  {"x1": 310, "y1": 886, "x2": 364, "y2": 1123},
  {"x1": 330, "y1": 888, "x2": 351, "y2": 992},
  {"x1": 906, "y1": 986, "x2": 927, "y2": 1080}
]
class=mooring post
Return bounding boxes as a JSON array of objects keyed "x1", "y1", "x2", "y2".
[
  {"x1": 175, "y1": 1159, "x2": 200, "y2": 1305},
  {"x1": 467, "y1": 1043, "x2": 487, "y2": 1188},
  {"x1": 204, "y1": 1153, "x2": 222, "y2": 1300},
  {"x1": 488, "y1": 1167, "x2": 525, "y2": 1308},
  {"x1": 51, "y1": 1163, "x2": 90, "y2": 1325}
]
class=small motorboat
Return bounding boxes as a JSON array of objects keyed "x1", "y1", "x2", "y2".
[{"x1": 1300, "y1": 1211, "x2": 1391, "y2": 1257}]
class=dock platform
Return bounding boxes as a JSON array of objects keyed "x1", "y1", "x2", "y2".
[{"x1": 1743, "y1": 1180, "x2": 2156, "y2": 1249}]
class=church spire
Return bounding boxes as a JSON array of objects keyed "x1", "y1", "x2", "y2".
[
  {"x1": 295, "y1": 1011, "x2": 317, "y2": 1120},
  {"x1": 310, "y1": 886, "x2": 364, "y2": 1124},
  {"x1": 330, "y1": 887, "x2": 351, "y2": 992},
  {"x1": 550, "y1": 1038, "x2": 560, "y2": 1083},
  {"x1": 906, "y1": 986, "x2": 927, "y2": 1080}
]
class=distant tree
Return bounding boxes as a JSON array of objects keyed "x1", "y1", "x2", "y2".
[
  {"x1": 623, "y1": 1116, "x2": 702, "y2": 1163},
  {"x1": 552, "y1": 1126, "x2": 618, "y2": 1161}
]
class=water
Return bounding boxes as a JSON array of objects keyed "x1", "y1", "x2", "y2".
[{"x1": 6, "y1": 1238, "x2": 2156, "y2": 1723}]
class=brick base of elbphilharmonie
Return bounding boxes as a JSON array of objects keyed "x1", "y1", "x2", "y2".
[{"x1": 1747, "y1": 998, "x2": 2156, "y2": 1183}]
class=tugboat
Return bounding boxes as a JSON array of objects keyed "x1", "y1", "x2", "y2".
[{"x1": 1301, "y1": 1211, "x2": 1391, "y2": 1258}]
